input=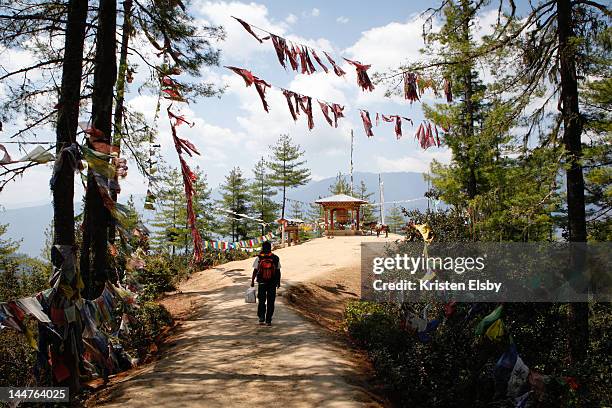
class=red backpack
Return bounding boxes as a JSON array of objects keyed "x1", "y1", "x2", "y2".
[{"x1": 258, "y1": 254, "x2": 276, "y2": 282}]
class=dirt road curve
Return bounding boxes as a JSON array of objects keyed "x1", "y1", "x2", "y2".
[{"x1": 95, "y1": 235, "x2": 401, "y2": 408}]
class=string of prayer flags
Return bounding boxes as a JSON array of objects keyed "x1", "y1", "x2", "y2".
[
  {"x1": 168, "y1": 110, "x2": 195, "y2": 127},
  {"x1": 232, "y1": 16, "x2": 354, "y2": 81},
  {"x1": 271, "y1": 34, "x2": 288, "y2": 68},
  {"x1": 403, "y1": 72, "x2": 419, "y2": 102},
  {"x1": 232, "y1": 16, "x2": 268, "y2": 43},
  {"x1": 282, "y1": 89, "x2": 300, "y2": 121},
  {"x1": 343, "y1": 58, "x2": 375, "y2": 92},
  {"x1": 319, "y1": 101, "x2": 334, "y2": 127},
  {"x1": 298, "y1": 96, "x2": 314, "y2": 130},
  {"x1": 382, "y1": 114, "x2": 413, "y2": 139},
  {"x1": 331, "y1": 103, "x2": 344, "y2": 128},
  {"x1": 415, "y1": 121, "x2": 440, "y2": 150},
  {"x1": 324, "y1": 51, "x2": 346, "y2": 77},
  {"x1": 224, "y1": 66, "x2": 439, "y2": 149},
  {"x1": 311, "y1": 49, "x2": 328, "y2": 73},
  {"x1": 300, "y1": 46, "x2": 317, "y2": 74},
  {"x1": 161, "y1": 76, "x2": 186, "y2": 102},
  {"x1": 360, "y1": 110, "x2": 374, "y2": 137},
  {"x1": 203, "y1": 233, "x2": 275, "y2": 251},
  {"x1": 167, "y1": 105, "x2": 204, "y2": 263},
  {"x1": 0, "y1": 145, "x2": 55, "y2": 165},
  {"x1": 225, "y1": 66, "x2": 271, "y2": 112}
]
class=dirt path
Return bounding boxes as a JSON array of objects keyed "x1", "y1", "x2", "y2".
[{"x1": 94, "y1": 235, "x2": 401, "y2": 408}]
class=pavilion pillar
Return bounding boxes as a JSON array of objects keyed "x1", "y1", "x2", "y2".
[
  {"x1": 324, "y1": 208, "x2": 328, "y2": 234},
  {"x1": 330, "y1": 209, "x2": 334, "y2": 235},
  {"x1": 356, "y1": 206, "x2": 360, "y2": 231}
]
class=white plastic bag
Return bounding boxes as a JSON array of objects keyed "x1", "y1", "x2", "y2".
[{"x1": 245, "y1": 287, "x2": 256, "y2": 303}]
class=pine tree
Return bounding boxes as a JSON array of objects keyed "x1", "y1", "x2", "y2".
[
  {"x1": 218, "y1": 167, "x2": 250, "y2": 242},
  {"x1": 249, "y1": 157, "x2": 279, "y2": 235},
  {"x1": 387, "y1": 205, "x2": 406, "y2": 233},
  {"x1": 151, "y1": 167, "x2": 188, "y2": 256},
  {"x1": 151, "y1": 167, "x2": 213, "y2": 254},
  {"x1": 356, "y1": 180, "x2": 376, "y2": 224},
  {"x1": 268, "y1": 134, "x2": 311, "y2": 220},
  {"x1": 329, "y1": 172, "x2": 351, "y2": 195},
  {"x1": 290, "y1": 200, "x2": 304, "y2": 220}
]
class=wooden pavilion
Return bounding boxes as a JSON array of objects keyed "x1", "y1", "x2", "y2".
[{"x1": 315, "y1": 194, "x2": 368, "y2": 236}]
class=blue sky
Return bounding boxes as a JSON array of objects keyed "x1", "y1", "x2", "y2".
[{"x1": 0, "y1": 0, "x2": 508, "y2": 209}]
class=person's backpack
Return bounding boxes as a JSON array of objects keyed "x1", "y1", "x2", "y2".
[{"x1": 258, "y1": 254, "x2": 276, "y2": 282}]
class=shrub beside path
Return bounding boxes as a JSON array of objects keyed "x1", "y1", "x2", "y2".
[{"x1": 93, "y1": 235, "x2": 401, "y2": 408}]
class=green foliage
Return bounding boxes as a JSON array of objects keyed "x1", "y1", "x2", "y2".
[
  {"x1": 249, "y1": 157, "x2": 279, "y2": 235},
  {"x1": 402, "y1": 208, "x2": 472, "y2": 243},
  {"x1": 0, "y1": 223, "x2": 19, "y2": 259},
  {"x1": 151, "y1": 166, "x2": 215, "y2": 255},
  {"x1": 386, "y1": 205, "x2": 405, "y2": 233},
  {"x1": 268, "y1": 134, "x2": 311, "y2": 219},
  {"x1": 328, "y1": 172, "x2": 351, "y2": 195},
  {"x1": 344, "y1": 299, "x2": 606, "y2": 407},
  {"x1": 122, "y1": 301, "x2": 173, "y2": 358},
  {"x1": 344, "y1": 301, "x2": 402, "y2": 349},
  {"x1": 290, "y1": 200, "x2": 303, "y2": 220},
  {"x1": 0, "y1": 328, "x2": 36, "y2": 388},
  {"x1": 356, "y1": 180, "x2": 376, "y2": 224},
  {"x1": 134, "y1": 254, "x2": 180, "y2": 300},
  {"x1": 0, "y1": 226, "x2": 51, "y2": 391},
  {"x1": 218, "y1": 167, "x2": 251, "y2": 241}
]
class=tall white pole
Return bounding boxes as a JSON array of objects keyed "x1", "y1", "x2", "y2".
[
  {"x1": 350, "y1": 129, "x2": 354, "y2": 196},
  {"x1": 378, "y1": 173, "x2": 385, "y2": 224}
]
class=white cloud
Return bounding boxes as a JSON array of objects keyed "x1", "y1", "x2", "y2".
[
  {"x1": 344, "y1": 16, "x2": 432, "y2": 72},
  {"x1": 194, "y1": 1, "x2": 288, "y2": 61},
  {"x1": 311, "y1": 8, "x2": 320, "y2": 17},
  {"x1": 336, "y1": 16, "x2": 349, "y2": 24},
  {"x1": 375, "y1": 149, "x2": 452, "y2": 173},
  {"x1": 285, "y1": 13, "x2": 297, "y2": 24}
]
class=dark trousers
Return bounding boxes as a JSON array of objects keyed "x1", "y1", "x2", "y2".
[{"x1": 257, "y1": 283, "x2": 277, "y2": 323}]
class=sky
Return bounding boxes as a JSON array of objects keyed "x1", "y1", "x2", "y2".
[{"x1": 0, "y1": 0, "x2": 507, "y2": 210}]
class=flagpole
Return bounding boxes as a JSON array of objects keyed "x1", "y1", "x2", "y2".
[
  {"x1": 350, "y1": 129, "x2": 354, "y2": 196},
  {"x1": 379, "y1": 174, "x2": 385, "y2": 225}
]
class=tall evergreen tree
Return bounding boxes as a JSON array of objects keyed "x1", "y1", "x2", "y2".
[
  {"x1": 329, "y1": 172, "x2": 351, "y2": 195},
  {"x1": 151, "y1": 167, "x2": 186, "y2": 256},
  {"x1": 218, "y1": 167, "x2": 250, "y2": 242},
  {"x1": 290, "y1": 200, "x2": 304, "y2": 220},
  {"x1": 268, "y1": 134, "x2": 311, "y2": 220},
  {"x1": 387, "y1": 205, "x2": 406, "y2": 233},
  {"x1": 151, "y1": 166, "x2": 213, "y2": 255},
  {"x1": 356, "y1": 180, "x2": 376, "y2": 224},
  {"x1": 249, "y1": 157, "x2": 279, "y2": 235}
]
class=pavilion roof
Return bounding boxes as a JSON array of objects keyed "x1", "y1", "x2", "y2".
[{"x1": 314, "y1": 194, "x2": 368, "y2": 204}]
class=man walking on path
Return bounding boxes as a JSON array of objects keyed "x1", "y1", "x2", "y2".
[{"x1": 251, "y1": 241, "x2": 281, "y2": 326}]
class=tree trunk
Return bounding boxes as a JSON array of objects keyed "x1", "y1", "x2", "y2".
[
  {"x1": 109, "y1": 0, "x2": 132, "y2": 243},
  {"x1": 81, "y1": 0, "x2": 117, "y2": 299},
  {"x1": 460, "y1": 0, "x2": 477, "y2": 199},
  {"x1": 557, "y1": 0, "x2": 589, "y2": 400},
  {"x1": 52, "y1": 0, "x2": 88, "y2": 394}
]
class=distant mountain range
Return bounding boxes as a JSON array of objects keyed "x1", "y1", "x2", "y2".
[{"x1": 2, "y1": 171, "x2": 430, "y2": 257}]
